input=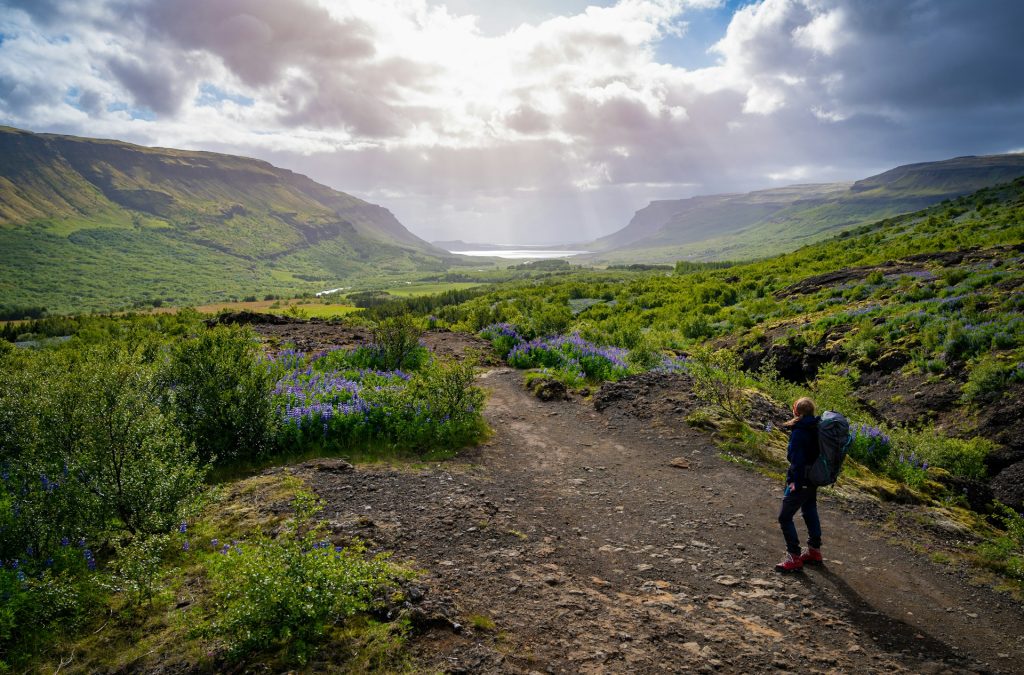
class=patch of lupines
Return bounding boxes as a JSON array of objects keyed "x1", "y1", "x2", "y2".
[
  {"x1": 479, "y1": 323, "x2": 525, "y2": 358},
  {"x1": 480, "y1": 323, "x2": 523, "y2": 341},
  {"x1": 271, "y1": 348, "x2": 484, "y2": 453},
  {"x1": 505, "y1": 333, "x2": 631, "y2": 382},
  {"x1": 898, "y1": 452, "x2": 929, "y2": 471},
  {"x1": 654, "y1": 354, "x2": 689, "y2": 374},
  {"x1": 849, "y1": 423, "x2": 893, "y2": 470}
]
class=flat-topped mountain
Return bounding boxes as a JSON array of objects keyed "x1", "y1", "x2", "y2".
[
  {"x1": 0, "y1": 127, "x2": 460, "y2": 314},
  {"x1": 587, "y1": 154, "x2": 1024, "y2": 262}
]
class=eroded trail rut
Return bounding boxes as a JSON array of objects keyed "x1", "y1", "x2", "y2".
[{"x1": 300, "y1": 366, "x2": 1024, "y2": 674}]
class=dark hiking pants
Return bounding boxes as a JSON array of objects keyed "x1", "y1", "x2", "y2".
[{"x1": 778, "y1": 486, "x2": 821, "y2": 555}]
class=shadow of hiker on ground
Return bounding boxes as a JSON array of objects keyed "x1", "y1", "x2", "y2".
[{"x1": 793, "y1": 564, "x2": 969, "y2": 667}]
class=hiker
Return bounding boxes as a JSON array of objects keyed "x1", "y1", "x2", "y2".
[{"x1": 775, "y1": 397, "x2": 823, "y2": 573}]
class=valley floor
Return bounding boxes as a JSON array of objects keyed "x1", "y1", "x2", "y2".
[{"x1": 266, "y1": 329, "x2": 1024, "y2": 674}]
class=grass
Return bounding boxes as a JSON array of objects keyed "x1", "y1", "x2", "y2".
[
  {"x1": 382, "y1": 281, "x2": 482, "y2": 297},
  {"x1": 32, "y1": 471, "x2": 417, "y2": 673},
  {"x1": 32, "y1": 472, "x2": 304, "y2": 673},
  {"x1": 468, "y1": 614, "x2": 497, "y2": 632},
  {"x1": 138, "y1": 297, "x2": 363, "y2": 318}
]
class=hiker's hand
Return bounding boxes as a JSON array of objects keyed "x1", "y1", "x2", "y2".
[{"x1": 788, "y1": 483, "x2": 796, "y2": 493}]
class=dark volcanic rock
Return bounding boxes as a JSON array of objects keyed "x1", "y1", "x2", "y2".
[
  {"x1": 986, "y1": 445, "x2": 1024, "y2": 476},
  {"x1": 529, "y1": 378, "x2": 568, "y2": 401},
  {"x1": 991, "y1": 461, "x2": 1024, "y2": 513},
  {"x1": 307, "y1": 458, "x2": 355, "y2": 474},
  {"x1": 937, "y1": 474, "x2": 995, "y2": 513}
]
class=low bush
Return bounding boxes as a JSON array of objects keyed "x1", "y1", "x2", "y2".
[
  {"x1": 962, "y1": 356, "x2": 1019, "y2": 404},
  {"x1": 0, "y1": 337, "x2": 206, "y2": 666},
  {"x1": 893, "y1": 428, "x2": 992, "y2": 481},
  {"x1": 159, "y1": 325, "x2": 277, "y2": 465},
  {"x1": 688, "y1": 347, "x2": 749, "y2": 422},
  {"x1": 370, "y1": 314, "x2": 428, "y2": 371},
  {"x1": 975, "y1": 503, "x2": 1024, "y2": 580},
  {"x1": 205, "y1": 490, "x2": 409, "y2": 664}
]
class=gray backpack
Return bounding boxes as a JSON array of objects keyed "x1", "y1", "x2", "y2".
[{"x1": 806, "y1": 411, "x2": 852, "y2": 487}]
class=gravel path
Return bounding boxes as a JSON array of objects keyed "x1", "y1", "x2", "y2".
[{"x1": 296, "y1": 362, "x2": 1024, "y2": 674}]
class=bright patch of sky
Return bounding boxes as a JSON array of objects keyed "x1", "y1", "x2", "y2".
[
  {"x1": 196, "y1": 84, "x2": 255, "y2": 108},
  {"x1": 1, "y1": 0, "x2": 1022, "y2": 244}
]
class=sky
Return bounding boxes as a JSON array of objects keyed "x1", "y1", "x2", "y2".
[{"x1": 1, "y1": 1, "x2": 1023, "y2": 245}]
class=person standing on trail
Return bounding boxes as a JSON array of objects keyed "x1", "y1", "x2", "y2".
[{"x1": 775, "y1": 397, "x2": 823, "y2": 573}]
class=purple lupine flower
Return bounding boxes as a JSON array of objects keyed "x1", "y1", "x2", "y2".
[{"x1": 179, "y1": 521, "x2": 187, "y2": 534}]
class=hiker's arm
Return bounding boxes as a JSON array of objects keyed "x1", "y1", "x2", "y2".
[{"x1": 785, "y1": 427, "x2": 806, "y2": 486}]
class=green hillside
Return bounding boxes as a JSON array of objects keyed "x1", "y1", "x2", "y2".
[
  {"x1": 585, "y1": 154, "x2": 1024, "y2": 263},
  {"x1": 0, "y1": 127, "x2": 466, "y2": 315}
]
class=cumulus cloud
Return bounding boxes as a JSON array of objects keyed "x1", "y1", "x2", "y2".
[{"x1": 0, "y1": 0, "x2": 1022, "y2": 243}]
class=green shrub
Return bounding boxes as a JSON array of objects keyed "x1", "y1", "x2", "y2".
[
  {"x1": 753, "y1": 357, "x2": 804, "y2": 408},
  {"x1": 160, "y1": 325, "x2": 277, "y2": 464},
  {"x1": 625, "y1": 337, "x2": 662, "y2": 371},
  {"x1": 107, "y1": 533, "x2": 173, "y2": 608},
  {"x1": 0, "y1": 567, "x2": 98, "y2": 668},
  {"x1": 923, "y1": 432, "x2": 991, "y2": 480},
  {"x1": 206, "y1": 490, "x2": 409, "y2": 664},
  {"x1": 810, "y1": 364, "x2": 863, "y2": 419},
  {"x1": 688, "y1": 347, "x2": 749, "y2": 422},
  {"x1": 370, "y1": 314, "x2": 427, "y2": 371},
  {"x1": 1, "y1": 342, "x2": 204, "y2": 543},
  {"x1": 962, "y1": 357, "x2": 1010, "y2": 404},
  {"x1": 976, "y1": 503, "x2": 1024, "y2": 580},
  {"x1": 522, "y1": 299, "x2": 572, "y2": 338}
]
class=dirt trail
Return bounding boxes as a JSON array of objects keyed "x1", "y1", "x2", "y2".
[{"x1": 288, "y1": 332, "x2": 1024, "y2": 673}]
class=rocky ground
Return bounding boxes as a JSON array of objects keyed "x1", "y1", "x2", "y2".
[{"x1": 253, "y1": 324, "x2": 1024, "y2": 674}]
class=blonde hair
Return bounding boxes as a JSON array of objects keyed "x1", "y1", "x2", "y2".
[
  {"x1": 785, "y1": 397, "x2": 816, "y2": 427},
  {"x1": 794, "y1": 397, "x2": 816, "y2": 417}
]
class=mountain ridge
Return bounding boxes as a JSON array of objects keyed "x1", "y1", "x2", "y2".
[
  {"x1": 0, "y1": 126, "x2": 461, "y2": 314},
  {"x1": 586, "y1": 153, "x2": 1024, "y2": 263}
]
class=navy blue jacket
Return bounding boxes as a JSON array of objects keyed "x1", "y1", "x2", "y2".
[{"x1": 785, "y1": 415, "x2": 820, "y2": 488}]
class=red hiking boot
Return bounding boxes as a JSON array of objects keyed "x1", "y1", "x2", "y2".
[
  {"x1": 799, "y1": 547, "x2": 823, "y2": 565},
  {"x1": 774, "y1": 552, "x2": 803, "y2": 573}
]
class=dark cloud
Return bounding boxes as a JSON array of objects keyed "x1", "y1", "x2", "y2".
[
  {"x1": 835, "y1": 0, "x2": 1024, "y2": 110},
  {"x1": 131, "y1": 0, "x2": 376, "y2": 87},
  {"x1": 505, "y1": 105, "x2": 552, "y2": 134},
  {"x1": 0, "y1": 74, "x2": 60, "y2": 115},
  {"x1": 0, "y1": 0, "x2": 71, "y2": 25},
  {"x1": 107, "y1": 53, "x2": 203, "y2": 116}
]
